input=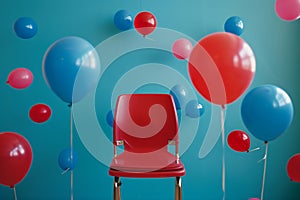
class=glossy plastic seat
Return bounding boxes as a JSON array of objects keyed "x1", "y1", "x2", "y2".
[{"x1": 109, "y1": 94, "x2": 185, "y2": 200}]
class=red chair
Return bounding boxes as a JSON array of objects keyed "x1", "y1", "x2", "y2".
[{"x1": 109, "y1": 94, "x2": 185, "y2": 200}]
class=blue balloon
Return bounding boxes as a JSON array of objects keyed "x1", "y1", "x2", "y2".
[
  {"x1": 114, "y1": 10, "x2": 133, "y2": 31},
  {"x1": 185, "y1": 100, "x2": 205, "y2": 118},
  {"x1": 42, "y1": 36, "x2": 101, "y2": 103},
  {"x1": 58, "y1": 148, "x2": 78, "y2": 170},
  {"x1": 170, "y1": 85, "x2": 188, "y2": 110},
  {"x1": 224, "y1": 16, "x2": 244, "y2": 36},
  {"x1": 241, "y1": 85, "x2": 294, "y2": 142},
  {"x1": 14, "y1": 17, "x2": 38, "y2": 39}
]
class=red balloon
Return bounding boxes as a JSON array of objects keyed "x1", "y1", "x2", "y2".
[
  {"x1": 134, "y1": 11, "x2": 157, "y2": 36},
  {"x1": 287, "y1": 153, "x2": 300, "y2": 182},
  {"x1": 0, "y1": 132, "x2": 33, "y2": 187},
  {"x1": 227, "y1": 130, "x2": 250, "y2": 152},
  {"x1": 29, "y1": 103, "x2": 52, "y2": 123},
  {"x1": 188, "y1": 32, "x2": 256, "y2": 105}
]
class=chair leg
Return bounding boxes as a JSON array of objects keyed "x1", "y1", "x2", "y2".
[
  {"x1": 113, "y1": 177, "x2": 121, "y2": 200},
  {"x1": 175, "y1": 177, "x2": 182, "y2": 200}
]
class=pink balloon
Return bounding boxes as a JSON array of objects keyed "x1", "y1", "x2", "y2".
[
  {"x1": 172, "y1": 38, "x2": 193, "y2": 60},
  {"x1": 275, "y1": 0, "x2": 300, "y2": 21},
  {"x1": 7, "y1": 68, "x2": 33, "y2": 89},
  {"x1": 249, "y1": 198, "x2": 260, "y2": 200}
]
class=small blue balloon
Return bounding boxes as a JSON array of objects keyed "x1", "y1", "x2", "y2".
[
  {"x1": 224, "y1": 16, "x2": 244, "y2": 36},
  {"x1": 58, "y1": 148, "x2": 78, "y2": 171},
  {"x1": 170, "y1": 85, "x2": 188, "y2": 110},
  {"x1": 106, "y1": 110, "x2": 114, "y2": 127},
  {"x1": 42, "y1": 36, "x2": 101, "y2": 103},
  {"x1": 185, "y1": 100, "x2": 205, "y2": 118},
  {"x1": 114, "y1": 10, "x2": 133, "y2": 31},
  {"x1": 241, "y1": 85, "x2": 294, "y2": 142},
  {"x1": 14, "y1": 17, "x2": 38, "y2": 39}
]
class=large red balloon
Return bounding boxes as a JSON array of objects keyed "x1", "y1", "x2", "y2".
[
  {"x1": 0, "y1": 132, "x2": 32, "y2": 187},
  {"x1": 188, "y1": 32, "x2": 256, "y2": 105},
  {"x1": 227, "y1": 130, "x2": 250, "y2": 152},
  {"x1": 287, "y1": 153, "x2": 300, "y2": 182},
  {"x1": 134, "y1": 11, "x2": 157, "y2": 36},
  {"x1": 29, "y1": 103, "x2": 52, "y2": 123}
]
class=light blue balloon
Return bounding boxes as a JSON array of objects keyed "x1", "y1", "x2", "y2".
[
  {"x1": 241, "y1": 85, "x2": 294, "y2": 142},
  {"x1": 170, "y1": 84, "x2": 188, "y2": 110},
  {"x1": 224, "y1": 16, "x2": 244, "y2": 36},
  {"x1": 114, "y1": 10, "x2": 133, "y2": 31},
  {"x1": 185, "y1": 99, "x2": 205, "y2": 118},
  {"x1": 42, "y1": 36, "x2": 101, "y2": 103},
  {"x1": 14, "y1": 17, "x2": 38, "y2": 39},
  {"x1": 58, "y1": 148, "x2": 78, "y2": 170}
]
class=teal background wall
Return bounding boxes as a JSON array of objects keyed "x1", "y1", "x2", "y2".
[{"x1": 1, "y1": 0, "x2": 300, "y2": 199}]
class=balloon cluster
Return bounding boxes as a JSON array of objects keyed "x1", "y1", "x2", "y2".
[
  {"x1": 42, "y1": 36, "x2": 101, "y2": 174},
  {"x1": 114, "y1": 9, "x2": 157, "y2": 37},
  {"x1": 1, "y1": 17, "x2": 50, "y2": 190}
]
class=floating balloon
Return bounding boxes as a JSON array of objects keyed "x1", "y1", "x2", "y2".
[
  {"x1": 188, "y1": 32, "x2": 256, "y2": 105},
  {"x1": 106, "y1": 110, "x2": 114, "y2": 127},
  {"x1": 134, "y1": 11, "x2": 157, "y2": 36},
  {"x1": 287, "y1": 153, "x2": 300, "y2": 182},
  {"x1": 13, "y1": 17, "x2": 38, "y2": 39},
  {"x1": 172, "y1": 38, "x2": 193, "y2": 60},
  {"x1": 42, "y1": 36, "x2": 101, "y2": 103},
  {"x1": 227, "y1": 130, "x2": 250, "y2": 152},
  {"x1": 275, "y1": 0, "x2": 300, "y2": 21},
  {"x1": 185, "y1": 100, "x2": 205, "y2": 118},
  {"x1": 58, "y1": 148, "x2": 78, "y2": 171},
  {"x1": 224, "y1": 16, "x2": 244, "y2": 36},
  {"x1": 29, "y1": 103, "x2": 52, "y2": 123},
  {"x1": 114, "y1": 10, "x2": 133, "y2": 31},
  {"x1": 0, "y1": 132, "x2": 33, "y2": 188},
  {"x1": 7, "y1": 67, "x2": 33, "y2": 89},
  {"x1": 170, "y1": 85, "x2": 188, "y2": 110},
  {"x1": 241, "y1": 85, "x2": 294, "y2": 142}
]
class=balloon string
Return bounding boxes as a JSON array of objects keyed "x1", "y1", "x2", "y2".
[
  {"x1": 143, "y1": 35, "x2": 155, "y2": 41},
  {"x1": 260, "y1": 142, "x2": 269, "y2": 200},
  {"x1": 248, "y1": 147, "x2": 261, "y2": 153},
  {"x1": 69, "y1": 105, "x2": 74, "y2": 200},
  {"x1": 248, "y1": 144, "x2": 265, "y2": 153},
  {"x1": 61, "y1": 168, "x2": 71, "y2": 175},
  {"x1": 12, "y1": 187, "x2": 18, "y2": 200},
  {"x1": 70, "y1": 170, "x2": 74, "y2": 200},
  {"x1": 221, "y1": 105, "x2": 226, "y2": 200}
]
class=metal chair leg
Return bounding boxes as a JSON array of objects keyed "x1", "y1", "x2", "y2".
[
  {"x1": 175, "y1": 177, "x2": 182, "y2": 200},
  {"x1": 113, "y1": 177, "x2": 121, "y2": 200}
]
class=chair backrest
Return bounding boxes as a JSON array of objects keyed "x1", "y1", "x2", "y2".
[{"x1": 113, "y1": 94, "x2": 179, "y2": 153}]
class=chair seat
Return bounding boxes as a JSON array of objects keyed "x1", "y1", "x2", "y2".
[{"x1": 109, "y1": 150, "x2": 185, "y2": 178}]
